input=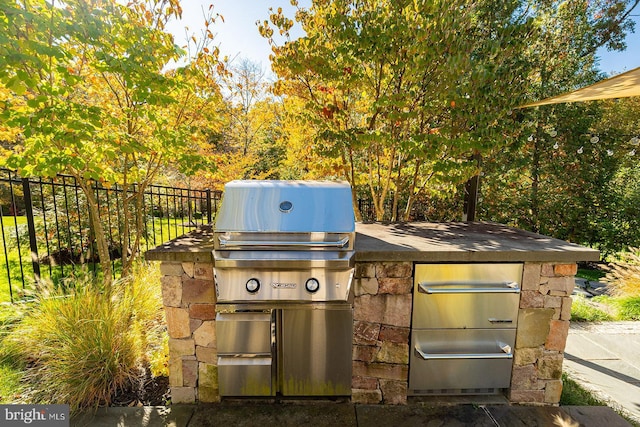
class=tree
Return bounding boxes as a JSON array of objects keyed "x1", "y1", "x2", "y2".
[
  {"x1": 222, "y1": 59, "x2": 269, "y2": 157},
  {"x1": 0, "y1": 0, "x2": 223, "y2": 285},
  {"x1": 261, "y1": 0, "x2": 534, "y2": 221},
  {"x1": 203, "y1": 58, "x2": 286, "y2": 188},
  {"x1": 508, "y1": 0, "x2": 637, "y2": 232},
  {"x1": 479, "y1": 0, "x2": 637, "y2": 251}
]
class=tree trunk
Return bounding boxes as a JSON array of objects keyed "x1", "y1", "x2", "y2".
[
  {"x1": 79, "y1": 179, "x2": 113, "y2": 291},
  {"x1": 402, "y1": 158, "x2": 423, "y2": 222},
  {"x1": 127, "y1": 187, "x2": 146, "y2": 274}
]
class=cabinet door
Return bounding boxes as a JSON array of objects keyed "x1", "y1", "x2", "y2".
[{"x1": 280, "y1": 307, "x2": 352, "y2": 396}]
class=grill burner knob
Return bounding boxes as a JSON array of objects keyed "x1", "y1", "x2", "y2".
[
  {"x1": 246, "y1": 278, "x2": 260, "y2": 293},
  {"x1": 305, "y1": 278, "x2": 320, "y2": 293}
]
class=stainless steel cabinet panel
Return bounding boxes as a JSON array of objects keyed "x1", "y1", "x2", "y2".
[
  {"x1": 412, "y1": 290, "x2": 520, "y2": 329},
  {"x1": 280, "y1": 307, "x2": 353, "y2": 396},
  {"x1": 415, "y1": 263, "x2": 523, "y2": 285},
  {"x1": 216, "y1": 312, "x2": 273, "y2": 354},
  {"x1": 218, "y1": 356, "x2": 273, "y2": 396},
  {"x1": 409, "y1": 263, "x2": 522, "y2": 396}
]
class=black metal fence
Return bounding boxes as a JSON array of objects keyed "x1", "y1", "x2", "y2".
[
  {"x1": 1, "y1": 169, "x2": 455, "y2": 303},
  {"x1": 0, "y1": 169, "x2": 222, "y2": 303}
]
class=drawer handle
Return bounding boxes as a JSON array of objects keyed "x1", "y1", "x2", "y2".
[
  {"x1": 414, "y1": 342, "x2": 513, "y2": 360},
  {"x1": 488, "y1": 318, "x2": 513, "y2": 324},
  {"x1": 418, "y1": 282, "x2": 520, "y2": 294},
  {"x1": 218, "y1": 356, "x2": 273, "y2": 365}
]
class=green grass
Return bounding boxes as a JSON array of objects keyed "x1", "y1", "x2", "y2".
[
  {"x1": 573, "y1": 260, "x2": 640, "y2": 321},
  {"x1": 571, "y1": 294, "x2": 640, "y2": 321},
  {"x1": 560, "y1": 373, "x2": 606, "y2": 406},
  {"x1": 609, "y1": 296, "x2": 640, "y2": 320},
  {"x1": 570, "y1": 295, "x2": 614, "y2": 322},
  {"x1": 0, "y1": 362, "x2": 24, "y2": 403},
  {"x1": 0, "y1": 302, "x2": 29, "y2": 404},
  {"x1": 1, "y1": 216, "x2": 27, "y2": 226},
  {"x1": 576, "y1": 267, "x2": 606, "y2": 282}
]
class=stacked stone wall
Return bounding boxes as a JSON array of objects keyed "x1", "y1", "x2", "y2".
[
  {"x1": 510, "y1": 262, "x2": 576, "y2": 405},
  {"x1": 351, "y1": 262, "x2": 413, "y2": 405},
  {"x1": 160, "y1": 261, "x2": 218, "y2": 404}
]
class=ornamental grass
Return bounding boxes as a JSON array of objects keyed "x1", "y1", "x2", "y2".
[
  {"x1": 2, "y1": 262, "x2": 164, "y2": 412},
  {"x1": 605, "y1": 248, "x2": 640, "y2": 297}
]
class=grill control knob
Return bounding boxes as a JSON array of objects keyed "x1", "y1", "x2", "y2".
[
  {"x1": 305, "y1": 278, "x2": 320, "y2": 293},
  {"x1": 246, "y1": 278, "x2": 260, "y2": 293}
]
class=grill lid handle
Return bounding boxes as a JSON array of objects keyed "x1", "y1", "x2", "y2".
[{"x1": 218, "y1": 236, "x2": 350, "y2": 249}]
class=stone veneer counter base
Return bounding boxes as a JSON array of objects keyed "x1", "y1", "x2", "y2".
[{"x1": 145, "y1": 222, "x2": 600, "y2": 406}]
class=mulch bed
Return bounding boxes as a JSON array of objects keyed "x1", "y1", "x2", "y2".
[{"x1": 111, "y1": 369, "x2": 170, "y2": 407}]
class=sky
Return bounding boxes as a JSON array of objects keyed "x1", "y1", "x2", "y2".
[
  {"x1": 165, "y1": 0, "x2": 303, "y2": 75},
  {"x1": 166, "y1": 1, "x2": 640, "y2": 77},
  {"x1": 597, "y1": 14, "x2": 640, "y2": 75}
]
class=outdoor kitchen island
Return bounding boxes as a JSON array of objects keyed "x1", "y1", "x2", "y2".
[{"x1": 145, "y1": 221, "x2": 599, "y2": 406}]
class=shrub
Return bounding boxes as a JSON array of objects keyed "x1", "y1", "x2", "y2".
[{"x1": 3, "y1": 262, "x2": 164, "y2": 411}]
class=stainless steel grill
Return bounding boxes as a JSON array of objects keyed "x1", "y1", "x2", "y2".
[{"x1": 213, "y1": 180, "x2": 355, "y2": 398}]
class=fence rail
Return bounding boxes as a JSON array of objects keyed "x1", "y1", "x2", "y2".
[{"x1": 1, "y1": 169, "x2": 222, "y2": 303}]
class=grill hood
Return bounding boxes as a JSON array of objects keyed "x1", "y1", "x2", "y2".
[
  {"x1": 214, "y1": 180, "x2": 356, "y2": 252},
  {"x1": 214, "y1": 180, "x2": 355, "y2": 234}
]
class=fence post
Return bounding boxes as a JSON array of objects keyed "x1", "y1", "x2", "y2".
[
  {"x1": 206, "y1": 189, "x2": 212, "y2": 224},
  {"x1": 21, "y1": 178, "x2": 41, "y2": 283}
]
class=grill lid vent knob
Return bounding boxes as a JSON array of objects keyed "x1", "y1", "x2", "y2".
[
  {"x1": 279, "y1": 200, "x2": 293, "y2": 213},
  {"x1": 246, "y1": 278, "x2": 260, "y2": 293},
  {"x1": 305, "y1": 278, "x2": 320, "y2": 293}
]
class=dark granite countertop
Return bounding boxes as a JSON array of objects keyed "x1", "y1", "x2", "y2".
[
  {"x1": 144, "y1": 222, "x2": 600, "y2": 264},
  {"x1": 353, "y1": 222, "x2": 599, "y2": 263}
]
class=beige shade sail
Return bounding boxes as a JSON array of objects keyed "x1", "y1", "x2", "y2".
[{"x1": 520, "y1": 66, "x2": 640, "y2": 108}]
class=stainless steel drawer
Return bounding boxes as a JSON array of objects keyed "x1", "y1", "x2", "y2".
[
  {"x1": 216, "y1": 312, "x2": 273, "y2": 355},
  {"x1": 412, "y1": 263, "x2": 522, "y2": 329},
  {"x1": 409, "y1": 329, "x2": 515, "y2": 393},
  {"x1": 218, "y1": 356, "x2": 273, "y2": 396}
]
